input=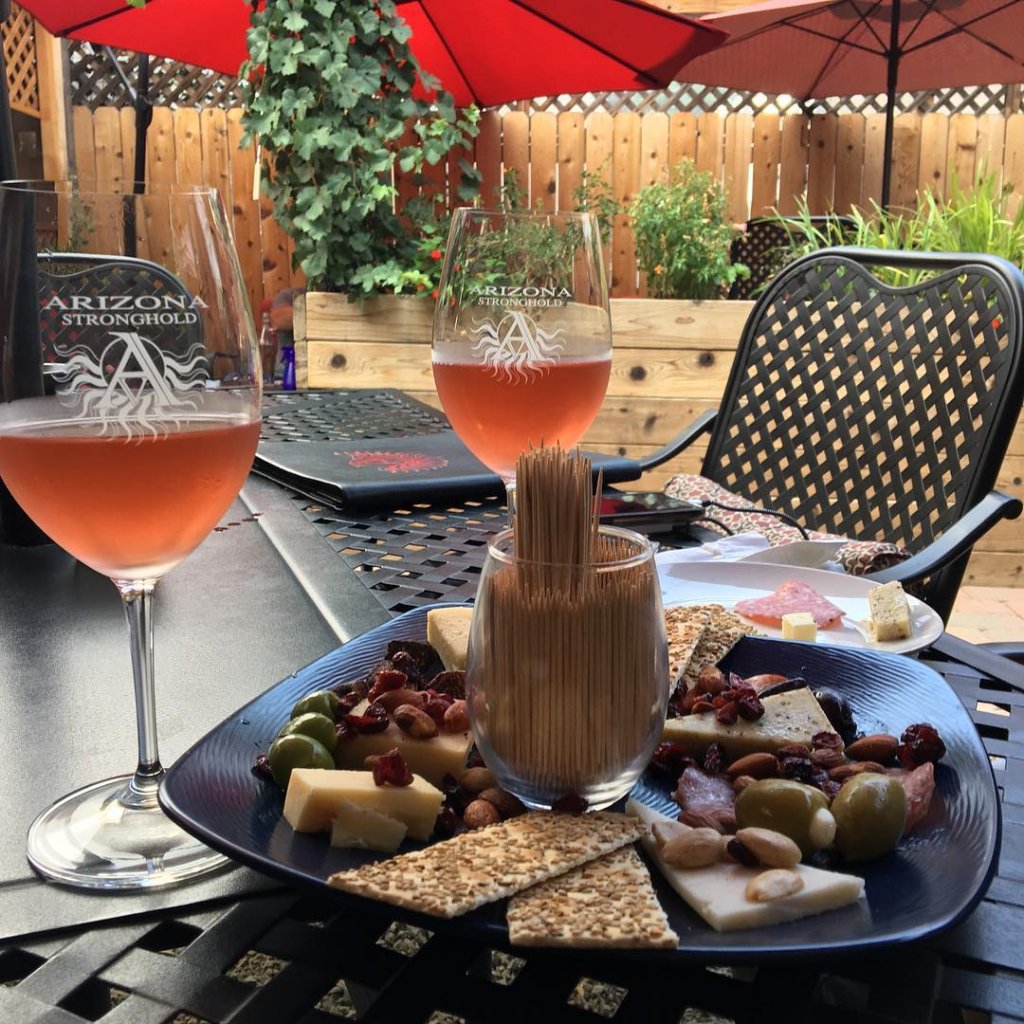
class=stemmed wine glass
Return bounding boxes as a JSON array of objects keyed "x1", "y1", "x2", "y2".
[
  {"x1": 431, "y1": 209, "x2": 612, "y2": 512},
  {"x1": 0, "y1": 181, "x2": 261, "y2": 889}
]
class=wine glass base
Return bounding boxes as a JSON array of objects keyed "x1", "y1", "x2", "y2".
[{"x1": 26, "y1": 774, "x2": 230, "y2": 890}]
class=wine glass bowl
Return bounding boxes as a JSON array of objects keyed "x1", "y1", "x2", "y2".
[
  {"x1": 0, "y1": 181, "x2": 260, "y2": 889},
  {"x1": 431, "y1": 209, "x2": 612, "y2": 499}
]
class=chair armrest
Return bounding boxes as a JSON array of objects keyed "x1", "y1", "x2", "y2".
[
  {"x1": 637, "y1": 409, "x2": 718, "y2": 473},
  {"x1": 866, "y1": 490, "x2": 1023, "y2": 587}
]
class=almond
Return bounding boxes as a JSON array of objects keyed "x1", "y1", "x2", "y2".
[
  {"x1": 809, "y1": 747, "x2": 845, "y2": 770},
  {"x1": 829, "y1": 761, "x2": 886, "y2": 781},
  {"x1": 845, "y1": 733, "x2": 899, "y2": 763},
  {"x1": 651, "y1": 819, "x2": 692, "y2": 848},
  {"x1": 458, "y1": 766, "x2": 496, "y2": 793},
  {"x1": 393, "y1": 703, "x2": 438, "y2": 739},
  {"x1": 478, "y1": 786, "x2": 527, "y2": 819},
  {"x1": 372, "y1": 688, "x2": 426, "y2": 713},
  {"x1": 726, "y1": 752, "x2": 778, "y2": 780},
  {"x1": 661, "y1": 827, "x2": 726, "y2": 869},
  {"x1": 735, "y1": 827, "x2": 802, "y2": 869},
  {"x1": 745, "y1": 868, "x2": 804, "y2": 902},
  {"x1": 462, "y1": 799, "x2": 500, "y2": 830}
]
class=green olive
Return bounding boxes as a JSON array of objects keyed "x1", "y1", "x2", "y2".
[
  {"x1": 831, "y1": 773, "x2": 907, "y2": 861},
  {"x1": 734, "y1": 778, "x2": 831, "y2": 857},
  {"x1": 278, "y1": 712, "x2": 338, "y2": 752},
  {"x1": 267, "y1": 733, "x2": 334, "y2": 788},
  {"x1": 291, "y1": 690, "x2": 341, "y2": 721}
]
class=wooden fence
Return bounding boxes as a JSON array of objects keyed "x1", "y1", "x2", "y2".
[{"x1": 72, "y1": 106, "x2": 1024, "y2": 313}]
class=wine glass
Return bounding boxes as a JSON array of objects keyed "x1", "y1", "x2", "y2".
[
  {"x1": 0, "y1": 181, "x2": 261, "y2": 889},
  {"x1": 431, "y1": 209, "x2": 612, "y2": 512}
]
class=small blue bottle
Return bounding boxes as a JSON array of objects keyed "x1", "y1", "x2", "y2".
[{"x1": 279, "y1": 339, "x2": 296, "y2": 391}]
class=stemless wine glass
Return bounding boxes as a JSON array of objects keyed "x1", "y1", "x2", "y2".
[
  {"x1": 431, "y1": 209, "x2": 612, "y2": 511},
  {"x1": 0, "y1": 181, "x2": 261, "y2": 889}
]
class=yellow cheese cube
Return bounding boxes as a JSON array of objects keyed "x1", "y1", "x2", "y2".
[
  {"x1": 283, "y1": 769, "x2": 443, "y2": 839},
  {"x1": 427, "y1": 606, "x2": 473, "y2": 671},
  {"x1": 330, "y1": 801, "x2": 408, "y2": 852},
  {"x1": 333, "y1": 700, "x2": 473, "y2": 788},
  {"x1": 781, "y1": 612, "x2": 818, "y2": 642}
]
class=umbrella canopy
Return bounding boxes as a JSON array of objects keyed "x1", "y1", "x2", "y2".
[
  {"x1": 681, "y1": 0, "x2": 1024, "y2": 207},
  {"x1": 21, "y1": 0, "x2": 727, "y2": 107}
]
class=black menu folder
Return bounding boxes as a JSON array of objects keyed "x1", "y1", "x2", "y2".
[{"x1": 254, "y1": 389, "x2": 643, "y2": 511}]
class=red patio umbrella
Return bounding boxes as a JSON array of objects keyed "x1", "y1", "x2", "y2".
[
  {"x1": 20, "y1": 0, "x2": 728, "y2": 107},
  {"x1": 680, "y1": 0, "x2": 1024, "y2": 207}
]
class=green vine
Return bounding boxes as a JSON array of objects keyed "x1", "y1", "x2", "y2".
[{"x1": 240, "y1": 0, "x2": 480, "y2": 295}]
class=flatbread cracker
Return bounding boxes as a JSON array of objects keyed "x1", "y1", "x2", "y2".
[
  {"x1": 679, "y1": 604, "x2": 757, "y2": 680},
  {"x1": 664, "y1": 606, "x2": 708, "y2": 690},
  {"x1": 507, "y1": 845, "x2": 678, "y2": 949},
  {"x1": 327, "y1": 811, "x2": 644, "y2": 918}
]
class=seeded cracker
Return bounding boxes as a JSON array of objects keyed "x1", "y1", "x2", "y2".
[
  {"x1": 681, "y1": 604, "x2": 758, "y2": 681},
  {"x1": 327, "y1": 811, "x2": 644, "y2": 918},
  {"x1": 507, "y1": 845, "x2": 678, "y2": 949},
  {"x1": 664, "y1": 606, "x2": 708, "y2": 692}
]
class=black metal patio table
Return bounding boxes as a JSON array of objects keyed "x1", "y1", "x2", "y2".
[{"x1": 1, "y1": 390, "x2": 1022, "y2": 1024}]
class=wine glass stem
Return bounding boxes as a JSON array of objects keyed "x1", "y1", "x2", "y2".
[
  {"x1": 116, "y1": 579, "x2": 164, "y2": 808},
  {"x1": 504, "y1": 479, "x2": 517, "y2": 528}
]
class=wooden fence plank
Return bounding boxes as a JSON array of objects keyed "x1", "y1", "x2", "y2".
[
  {"x1": 119, "y1": 107, "x2": 135, "y2": 187},
  {"x1": 668, "y1": 112, "x2": 697, "y2": 170},
  {"x1": 778, "y1": 114, "x2": 806, "y2": 214},
  {"x1": 612, "y1": 112, "x2": 642, "y2": 297},
  {"x1": 723, "y1": 111, "x2": 753, "y2": 223},
  {"x1": 173, "y1": 107, "x2": 203, "y2": 185},
  {"x1": 949, "y1": 112, "x2": 979, "y2": 193},
  {"x1": 640, "y1": 112, "x2": 669, "y2": 188},
  {"x1": 918, "y1": 112, "x2": 950, "y2": 198},
  {"x1": 92, "y1": 106, "x2": 124, "y2": 192},
  {"x1": 833, "y1": 113, "x2": 864, "y2": 213},
  {"x1": 695, "y1": 111, "x2": 724, "y2": 179},
  {"x1": 976, "y1": 113, "x2": 1005, "y2": 183},
  {"x1": 72, "y1": 105, "x2": 96, "y2": 184},
  {"x1": 475, "y1": 110, "x2": 502, "y2": 207},
  {"x1": 227, "y1": 108, "x2": 264, "y2": 320},
  {"x1": 530, "y1": 111, "x2": 557, "y2": 211},
  {"x1": 200, "y1": 107, "x2": 231, "y2": 208},
  {"x1": 1004, "y1": 113, "x2": 1024, "y2": 217},
  {"x1": 862, "y1": 113, "x2": 887, "y2": 208},
  {"x1": 806, "y1": 114, "x2": 838, "y2": 213},
  {"x1": 556, "y1": 111, "x2": 585, "y2": 210},
  {"x1": 586, "y1": 111, "x2": 615, "y2": 284},
  {"x1": 890, "y1": 112, "x2": 922, "y2": 210},
  {"x1": 750, "y1": 112, "x2": 780, "y2": 218},
  {"x1": 502, "y1": 111, "x2": 530, "y2": 201}
]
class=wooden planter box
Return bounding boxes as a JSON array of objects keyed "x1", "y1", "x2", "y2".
[{"x1": 293, "y1": 290, "x2": 1024, "y2": 588}]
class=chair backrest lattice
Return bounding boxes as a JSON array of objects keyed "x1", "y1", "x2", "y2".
[{"x1": 705, "y1": 248, "x2": 1024, "y2": 613}]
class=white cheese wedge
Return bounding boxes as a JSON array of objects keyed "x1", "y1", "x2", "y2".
[
  {"x1": 662, "y1": 687, "x2": 839, "y2": 760},
  {"x1": 781, "y1": 612, "x2": 817, "y2": 642},
  {"x1": 334, "y1": 699, "x2": 473, "y2": 788},
  {"x1": 426, "y1": 606, "x2": 473, "y2": 671},
  {"x1": 867, "y1": 581, "x2": 912, "y2": 642},
  {"x1": 330, "y1": 801, "x2": 408, "y2": 853},
  {"x1": 284, "y1": 768, "x2": 443, "y2": 840},
  {"x1": 626, "y1": 800, "x2": 865, "y2": 932}
]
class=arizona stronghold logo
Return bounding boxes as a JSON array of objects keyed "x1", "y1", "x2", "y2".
[{"x1": 44, "y1": 291, "x2": 207, "y2": 328}]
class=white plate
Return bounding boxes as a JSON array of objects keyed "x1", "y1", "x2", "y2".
[{"x1": 659, "y1": 561, "x2": 943, "y2": 655}]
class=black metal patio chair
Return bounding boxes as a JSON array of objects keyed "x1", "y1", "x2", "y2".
[{"x1": 640, "y1": 247, "x2": 1024, "y2": 623}]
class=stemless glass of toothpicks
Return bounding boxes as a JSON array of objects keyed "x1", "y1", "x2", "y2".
[{"x1": 465, "y1": 446, "x2": 668, "y2": 811}]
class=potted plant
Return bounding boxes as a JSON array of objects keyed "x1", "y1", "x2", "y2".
[{"x1": 240, "y1": 0, "x2": 480, "y2": 385}]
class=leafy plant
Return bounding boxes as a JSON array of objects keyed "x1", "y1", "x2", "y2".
[
  {"x1": 771, "y1": 170, "x2": 1024, "y2": 287},
  {"x1": 630, "y1": 160, "x2": 747, "y2": 300},
  {"x1": 241, "y1": 0, "x2": 480, "y2": 296}
]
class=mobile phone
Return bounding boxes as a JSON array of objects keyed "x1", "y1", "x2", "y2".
[{"x1": 598, "y1": 491, "x2": 704, "y2": 533}]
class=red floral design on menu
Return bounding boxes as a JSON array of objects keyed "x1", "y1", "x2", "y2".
[{"x1": 339, "y1": 451, "x2": 450, "y2": 475}]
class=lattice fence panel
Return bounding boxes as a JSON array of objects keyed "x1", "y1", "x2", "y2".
[
  {"x1": 66, "y1": 43, "x2": 1021, "y2": 119},
  {"x1": 2, "y1": 2, "x2": 38, "y2": 116}
]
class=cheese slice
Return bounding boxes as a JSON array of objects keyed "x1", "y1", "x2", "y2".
[
  {"x1": 426, "y1": 606, "x2": 473, "y2": 671},
  {"x1": 330, "y1": 801, "x2": 408, "y2": 853},
  {"x1": 626, "y1": 800, "x2": 865, "y2": 932},
  {"x1": 284, "y1": 768, "x2": 443, "y2": 840},
  {"x1": 781, "y1": 612, "x2": 817, "y2": 642},
  {"x1": 867, "y1": 581, "x2": 912, "y2": 642},
  {"x1": 333, "y1": 699, "x2": 473, "y2": 788},
  {"x1": 662, "y1": 687, "x2": 838, "y2": 760}
]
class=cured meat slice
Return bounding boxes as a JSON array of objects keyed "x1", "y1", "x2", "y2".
[
  {"x1": 734, "y1": 580, "x2": 845, "y2": 630},
  {"x1": 673, "y1": 766, "x2": 736, "y2": 828},
  {"x1": 886, "y1": 762, "x2": 936, "y2": 832}
]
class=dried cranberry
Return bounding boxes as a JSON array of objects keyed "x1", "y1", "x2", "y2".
[
  {"x1": 465, "y1": 745, "x2": 485, "y2": 768},
  {"x1": 433, "y1": 806, "x2": 459, "y2": 839},
  {"x1": 428, "y1": 670, "x2": 466, "y2": 700},
  {"x1": 726, "y1": 837, "x2": 759, "y2": 867},
  {"x1": 440, "y1": 772, "x2": 460, "y2": 795},
  {"x1": 736, "y1": 694, "x2": 765, "y2": 721},
  {"x1": 899, "y1": 723, "x2": 946, "y2": 767},
  {"x1": 336, "y1": 690, "x2": 365, "y2": 714},
  {"x1": 716, "y1": 700, "x2": 738, "y2": 725},
  {"x1": 335, "y1": 719, "x2": 356, "y2": 743},
  {"x1": 648, "y1": 742, "x2": 696, "y2": 781},
  {"x1": 252, "y1": 752, "x2": 273, "y2": 779},
  {"x1": 344, "y1": 704, "x2": 390, "y2": 734},
  {"x1": 667, "y1": 688, "x2": 688, "y2": 719},
  {"x1": 691, "y1": 699, "x2": 715, "y2": 715},
  {"x1": 812, "y1": 731, "x2": 844, "y2": 750},
  {"x1": 389, "y1": 650, "x2": 423, "y2": 682},
  {"x1": 367, "y1": 669, "x2": 409, "y2": 703},
  {"x1": 711, "y1": 693, "x2": 729, "y2": 709},
  {"x1": 552, "y1": 793, "x2": 588, "y2": 814},
  {"x1": 372, "y1": 747, "x2": 414, "y2": 787},
  {"x1": 422, "y1": 698, "x2": 451, "y2": 728},
  {"x1": 779, "y1": 756, "x2": 813, "y2": 782},
  {"x1": 703, "y1": 742, "x2": 725, "y2": 776}
]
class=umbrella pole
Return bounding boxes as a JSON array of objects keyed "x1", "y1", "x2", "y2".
[
  {"x1": 0, "y1": 0, "x2": 15, "y2": 180},
  {"x1": 880, "y1": 0, "x2": 902, "y2": 210}
]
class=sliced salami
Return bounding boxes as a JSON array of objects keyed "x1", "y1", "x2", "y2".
[
  {"x1": 887, "y1": 762, "x2": 936, "y2": 832},
  {"x1": 734, "y1": 579, "x2": 845, "y2": 630}
]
